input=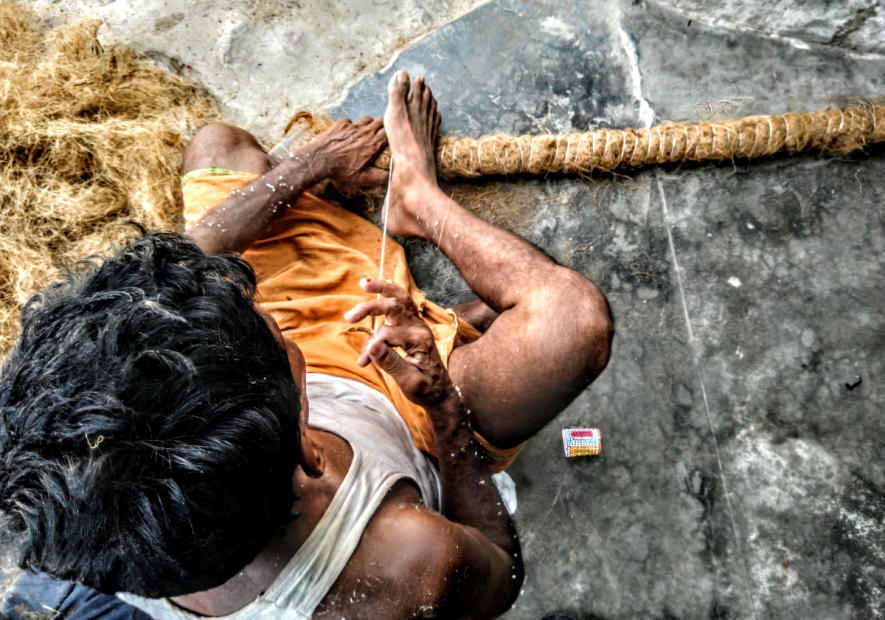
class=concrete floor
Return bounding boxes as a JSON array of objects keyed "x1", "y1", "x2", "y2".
[{"x1": 11, "y1": 0, "x2": 885, "y2": 618}]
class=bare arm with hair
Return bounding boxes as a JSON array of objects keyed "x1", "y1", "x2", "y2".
[
  {"x1": 343, "y1": 277, "x2": 524, "y2": 618},
  {"x1": 186, "y1": 118, "x2": 388, "y2": 256}
]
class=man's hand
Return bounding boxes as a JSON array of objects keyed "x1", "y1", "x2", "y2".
[
  {"x1": 188, "y1": 117, "x2": 387, "y2": 256},
  {"x1": 296, "y1": 117, "x2": 388, "y2": 187},
  {"x1": 344, "y1": 277, "x2": 453, "y2": 409},
  {"x1": 345, "y1": 277, "x2": 524, "y2": 615}
]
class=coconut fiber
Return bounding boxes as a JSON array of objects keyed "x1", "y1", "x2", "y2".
[
  {"x1": 286, "y1": 105, "x2": 885, "y2": 178},
  {"x1": 0, "y1": 1, "x2": 219, "y2": 356}
]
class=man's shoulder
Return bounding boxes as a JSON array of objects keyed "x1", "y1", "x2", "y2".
[
  {"x1": 355, "y1": 479, "x2": 468, "y2": 580},
  {"x1": 318, "y1": 480, "x2": 468, "y2": 619}
]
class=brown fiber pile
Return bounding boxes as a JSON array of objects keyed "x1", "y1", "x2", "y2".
[{"x1": 0, "y1": 0, "x2": 219, "y2": 356}]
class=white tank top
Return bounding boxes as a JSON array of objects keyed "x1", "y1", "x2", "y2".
[{"x1": 119, "y1": 373, "x2": 442, "y2": 620}]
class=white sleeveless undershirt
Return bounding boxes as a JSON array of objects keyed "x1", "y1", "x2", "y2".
[{"x1": 119, "y1": 373, "x2": 442, "y2": 620}]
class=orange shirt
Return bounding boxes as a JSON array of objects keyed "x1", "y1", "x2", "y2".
[{"x1": 181, "y1": 169, "x2": 518, "y2": 471}]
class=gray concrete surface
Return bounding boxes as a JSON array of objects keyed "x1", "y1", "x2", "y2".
[
  {"x1": 334, "y1": 1, "x2": 885, "y2": 618},
  {"x1": 30, "y1": 0, "x2": 490, "y2": 141},
  {"x1": 5, "y1": 0, "x2": 885, "y2": 618}
]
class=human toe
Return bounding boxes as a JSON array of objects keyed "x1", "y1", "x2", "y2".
[
  {"x1": 387, "y1": 71, "x2": 410, "y2": 110},
  {"x1": 408, "y1": 76, "x2": 426, "y2": 111}
]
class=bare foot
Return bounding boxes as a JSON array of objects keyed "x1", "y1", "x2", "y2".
[{"x1": 383, "y1": 71, "x2": 443, "y2": 238}]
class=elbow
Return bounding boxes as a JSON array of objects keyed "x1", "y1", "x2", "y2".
[
  {"x1": 504, "y1": 557, "x2": 525, "y2": 610},
  {"x1": 476, "y1": 556, "x2": 524, "y2": 620},
  {"x1": 491, "y1": 539, "x2": 525, "y2": 616}
]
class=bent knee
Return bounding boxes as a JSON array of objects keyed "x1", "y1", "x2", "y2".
[
  {"x1": 543, "y1": 268, "x2": 614, "y2": 378},
  {"x1": 182, "y1": 123, "x2": 272, "y2": 175},
  {"x1": 185, "y1": 123, "x2": 251, "y2": 156}
]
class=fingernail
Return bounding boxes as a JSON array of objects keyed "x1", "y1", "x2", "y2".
[
  {"x1": 397, "y1": 71, "x2": 408, "y2": 83},
  {"x1": 360, "y1": 277, "x2": 368, "y2": 286}
]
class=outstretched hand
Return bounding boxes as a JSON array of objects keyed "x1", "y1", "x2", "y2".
[
  {"x1": 295, "y1": 117, "x2": 388, "y2": 187},
  {"x1": 344, "y1": 277, "x2": 454, "y2": 408}
]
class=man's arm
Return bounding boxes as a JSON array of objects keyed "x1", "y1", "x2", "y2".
[
  {"x1": 421, "y1": 395, "x2": 523, "y2": 618},
  {"x1": 345, "y1": 492, "x2": 520, "y2": 620},
  {"x1": 345, "y1": 278, "x2": 524, "y2": 618},
  {"x1": 320, "y1": 477, "x2": 519, "y2": 620},
  {"x1": 425, "y1": 393, "x2": 521, "y2": 564},
  {"x1": 186, "y1": 118, "x2": 387, "y2": 256}
]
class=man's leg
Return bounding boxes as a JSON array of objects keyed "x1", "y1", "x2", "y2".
[
  {"x1": 181, "y1": 123, "x2": 275, "y2": 177},
  {"x1": 384, "y1": 71, "x2": 614, "y2": 449}
]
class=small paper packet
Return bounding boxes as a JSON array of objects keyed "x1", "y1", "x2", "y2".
[{"x1": 562, "y1": 428, "x2": 601, "y2": 457}]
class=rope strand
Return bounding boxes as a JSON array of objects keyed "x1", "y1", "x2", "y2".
[{"x1": 285, "y1": 104, "x2": 885, "y2": 178}]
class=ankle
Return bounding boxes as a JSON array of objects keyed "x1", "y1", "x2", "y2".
[
  {"x1": 404, "y1": 185, "x2": 453, "y2": 238},
  {"x1": 401, "y1": 175, "x2": 440, "y2": 203}
]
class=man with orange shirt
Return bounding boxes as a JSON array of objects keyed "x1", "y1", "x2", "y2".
[{"x1": 0, "y1": 72, "x2": 612, "y2": 619}]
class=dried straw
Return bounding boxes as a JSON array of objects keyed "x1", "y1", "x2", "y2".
[
  {"x1": 286, "y1": 105, "x2": 885, "y2": 178},
  {"x1": 0, "y1": 1, "x2": 219, "y2": 356}
]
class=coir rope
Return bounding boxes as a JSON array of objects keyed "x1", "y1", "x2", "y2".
[{"x1": 285, "y1": 104, "x2": 885, "y2": 178}]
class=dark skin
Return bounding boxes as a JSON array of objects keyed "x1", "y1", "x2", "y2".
[{"x1": 176, "y1": 71, "x2": 613, "y2": 619}]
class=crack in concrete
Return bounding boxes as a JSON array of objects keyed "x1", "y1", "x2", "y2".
[
  {"x1": 656, "y1": 177, "x2": 758, "y2": 620},
  {"x1": 614, "y1": 12, "x2": 654, "y2": 129},
  {"x1": 327, "y1": 0, "x2": 498, "y2": 112},
  {"x1": 33, "y1": 0, "x2": 496, "y2": 141},
  {"x1": 645, "y1": 0, "x2": 885, "y2": 61},
  {"x1": 830, "y1": 5, "x2": 878, "y2": 49}
]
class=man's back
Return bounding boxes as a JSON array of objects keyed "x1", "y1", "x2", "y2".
[{"x1": 124, "y1": 374, "x2": 450, "y2": 618}]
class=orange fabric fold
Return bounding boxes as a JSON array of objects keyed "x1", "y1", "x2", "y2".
[{"x1": 182, "y1": 171, "x2": 520, "y2": 472}]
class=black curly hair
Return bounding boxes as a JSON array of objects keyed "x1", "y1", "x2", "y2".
[{"x1": 0, "y1": 232, "x2": 301, "y2": 598}]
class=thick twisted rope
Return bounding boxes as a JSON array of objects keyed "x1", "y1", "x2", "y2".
[{"x1": 284, "y1": 105, "x2": 885, "y2": 178}]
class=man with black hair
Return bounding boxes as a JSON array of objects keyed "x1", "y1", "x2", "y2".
[{"x1": 0, "y1": 72, "x2": 613, "y2": 619}]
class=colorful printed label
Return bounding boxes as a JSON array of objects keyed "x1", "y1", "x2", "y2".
[{"x1": 562, "y1": 428, "x2": 601, "y2": 457}]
